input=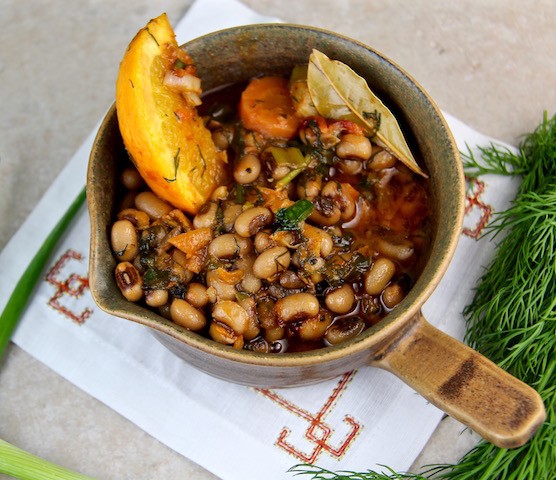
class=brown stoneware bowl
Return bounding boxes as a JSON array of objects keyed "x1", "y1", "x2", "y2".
[{"x1": 88, "y1": 24, "x2": 545, "y2": 448}]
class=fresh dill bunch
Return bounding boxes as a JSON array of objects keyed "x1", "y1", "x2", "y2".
[
  {"x1": 461, "y1": 142, "x2": 526, "y2": 179},
  {"x1": 288, "y1": 464, "x2": 432, "y2": 479},
  {"x1": 455, "y1": 113, "x2": 556, "y2": 479},
  {"x1": 288, "y1": 113, "x2": 556, "y2": 480}
]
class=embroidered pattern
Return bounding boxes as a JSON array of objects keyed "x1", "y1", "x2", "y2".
[
  {"x1": 257, "y1": 372, "x2": 361, "y2": 463},
  {"x1": 46, "y1": 249, "x2": 92, "y2": 324},
  {"x1": 463, "y1": 176, "x2": 492, "y2": 238}
]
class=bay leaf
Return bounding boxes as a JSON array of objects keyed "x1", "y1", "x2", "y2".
[{"x1": 307, "y1": 49, "x2": 427, "y2": 177}]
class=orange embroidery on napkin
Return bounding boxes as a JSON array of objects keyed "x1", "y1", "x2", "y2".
[
  {"x1": 46, "y1": 249, "x2": 93, "y2": 324},
  {"x1": 257, "y1": 372, "x2": 361, "y2": 463},
  {"x1": 463, "y1": 177, "x2": 492, "y2": 238}
]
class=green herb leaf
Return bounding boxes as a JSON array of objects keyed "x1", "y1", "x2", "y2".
[
  {"x1": 174, "y1": 59, "x2": 186, "y2": 69},
  {"x1": 275, "y1": 199, "x2": 314, "y2": 230},
  {"x1": 0, "y1": 187, "x2": 86, "y2": 361},
  {"x1": 307, "y1": 49, "x2": 426, "y2": 177}
]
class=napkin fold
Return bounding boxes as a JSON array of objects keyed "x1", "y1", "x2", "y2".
[{"x1": 0, "y1": 1, "x2": 520, "y2": 479}]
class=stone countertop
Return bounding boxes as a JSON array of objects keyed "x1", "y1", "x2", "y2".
[{"x1": 0, "y1": 1, "x2": 554, "y2": 478}]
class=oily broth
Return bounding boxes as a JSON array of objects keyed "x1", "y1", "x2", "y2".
[{"x1": 112, "y1": 77, "x2": 431, "y2": 354}]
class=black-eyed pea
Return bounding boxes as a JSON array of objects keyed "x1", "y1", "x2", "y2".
[
  {"x1": 209, "y1": 322, "x2": 238, "y2": 346},
  {"x1": 368, "y1": 150, "x2": 397, "y2": 170},
  {"x1": 115, "y1": 262, "x2": 143, "y2": 302},
  {"x1": 309, "y1": 202, "x2": 341, "y2": 226},
  {"x1": 257, "y1": 298, "x2": 277, "y2": 329},
  {"x1": 244, "y1": 337, "x2": 269, "y2": 353},
  {"x1": 237, "y1": 257, "x2": 263, "y2": 294},
  {"x1": 365, "y1": 257, "x2": 396, "y2": 295},
  {"x1": 382, "y1": 283, "x2": 406, "y2": 309},
  {"x1": 234, "y1": 154, "x2": 261, "y2": 184},
  {"x1": 264, "y1": 326, "x2": 286, "y2": 342},
  {"x1": 208, "y1": 233, "x2": 241, "y2": 259},
  {"x1": 321, "y1": 181, "x2": 356, "y2": 222},
  {"x1": 223, "y1": 204, "x2": 243, "y2": 232},
  {"x1": 211, "y1": 129, "x2": 230, "y2": 151},
  {"x1": 234, "y1": 206, "x2": 273, "y2": 238},
  {"x1": 118, "y1": 191, "x2": 137, "y2": 212},
  {"x1": 134, "y1": 191, "x2": 173, "y2": 219},
  {"x1": 206, "y1": 270, "x2": 237, "y2": 301},
  {"x1": 279, "y1": 270, "x2": 305, "y2": 289},
  {"x1": 336, "y1": 134, "x2": 372, "y2": 160},
  {"x1": 145, "y1": 289, "x2": 169, "y2": 308},
  {"x1": 254, "y1": 231, "x2": 273, "y2": 253},
  {"x1": 296, "y1": 175, "x2": 322, "y2": 199},
  {"x1": 376, "y1": 238, "x2": 414, "y2": 261},
  {"x1": 310, "y1": 272, "x2": 324, "y2": 284},
  {"x1": 185, "y1": 282, "x2": 209, "y2": 308},
  {"x1": 325, "y1": 284, "x2": 356, "y2": 314},
  {"x1": 325, "y1": 317, "x2": 366, "y2": 345},
  {"x1": 339, "y1": 158, "x2": 363, "y2": 175},
  {"x1": 193, "y1": 202, "x2": 219, "y2": 229},
  {"x1": 319, "y1": 231, "x2": 334, "y2": 257},
  {"x1": 211, "y1": 186, "x2": 229, "y2": 202},
  {"x1": 298, "y1": 311, "x2": 333, "y2": 341},
  {"x1": 252, "y1": 246, "x2": 291, "y2": 279},
  {"x1": 117, "y1": 208, "x2": 150, "y2": 229},
  {"x1": 275, "y1": 293, "x2": 320, "y2": 324},
  {"x1": 158, "y1": 302, "x2": 172, "y2": 320},
  {"x1": 302, "y1": 255, "x2": 325, "y2": 275},
  {"x1": 212, "y1": 300, "x2": 250, "y2": 336},
  {"x1": 238, "y1": 296, "x2": 260, "y2": 341},
  {"x1": 241, "y1": 272, "x2": 263, "y2": 294},
  {"x1": 121, "y1": 167, "x2": 144, "y2": 190},
  {"x1": 111, "y1": 219, "x2": 139, "y2": 261},
  {"x1": 170, "y1": 299, "x2": 206, "y2": 331}
]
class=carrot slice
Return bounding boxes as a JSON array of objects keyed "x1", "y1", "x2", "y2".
[{"x1": 239, "y1": 76, "x2": 301, "y2": 139}]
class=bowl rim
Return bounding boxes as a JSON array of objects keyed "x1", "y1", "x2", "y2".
[{"x1": 88, "y1": 22, "x2": 465, "y2": 368}]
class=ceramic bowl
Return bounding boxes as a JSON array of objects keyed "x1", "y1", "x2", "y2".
[{"x1": 88, "y1": 24, "x2": 544, "y2": 448}]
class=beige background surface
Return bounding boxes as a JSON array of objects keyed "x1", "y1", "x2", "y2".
[{"x1": 1, "y1": 0, "x2": 554, "y2": 478}]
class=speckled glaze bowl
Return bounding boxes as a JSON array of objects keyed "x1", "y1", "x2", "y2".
[{"x1": 88, "y1": 24, "x2": 545, "y2": 448}]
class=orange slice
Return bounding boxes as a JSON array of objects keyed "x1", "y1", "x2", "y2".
[{"x1": 115, "y1": 13, "x2": 227, "y2": 214}]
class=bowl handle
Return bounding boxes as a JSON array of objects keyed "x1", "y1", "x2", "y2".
[{"x1": 370, "y1": 311, "x2": 546, "y2": 448}]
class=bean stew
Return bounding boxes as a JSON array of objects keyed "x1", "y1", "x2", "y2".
[{"x1": 111, "y1": 62, "x2": 431, "y2": 354}]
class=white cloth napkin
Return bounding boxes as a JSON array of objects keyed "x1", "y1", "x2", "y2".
[{"x1": 0, "y1": 0, "x2": 520, "y2": 478}]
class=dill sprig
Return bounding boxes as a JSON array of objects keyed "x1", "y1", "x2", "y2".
[
  {"x1": 289, "y1": 464, "x2": 432, "y2": 479},
  {"x1": 288, "y1": 113, "x2": 556, "y2": 480}
]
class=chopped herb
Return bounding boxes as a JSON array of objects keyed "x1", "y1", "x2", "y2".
[
  {"x1": 234, "y1": 184, "x2": 245, "y2": 204},
  {"x1": 129, "y1": 78, "x2": 134, "y2": 88},
  {"x1": 235, "y1": 291, "x2": 251, "y2": 302},
  {"x1": 143, "y1": 268, "x2": 172, "y2": 290},
  {"x1": 114, "y1": 244, "x2": 129, "y2": 257},
  {"x1": 163, "y1": 148, "x2": 180, "y2": 182},
  {"x1": 275, "y1": 199, "x2": 314, "y2": 231},
  {"x1": 174, "y1": 59, "x2": 186, "y2": 69},
  {"x1": 145, "y1": 27, "x2": 159, "y2": 46},
  {"x1": 324, "y1": 252, "x2": 371, "y2": 287},
  {"x1": 363, "y1": 109, "x2": 382, "y2": 131},
  {"x1": 214, "y1": 201, "x2": 226, "y2": 235},
  {"x1": 197, "y1": 144, "x2": 207, "y2": 176}
]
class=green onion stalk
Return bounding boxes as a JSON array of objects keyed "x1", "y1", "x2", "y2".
[
  {"x1": 0, "y1": 187, "x2": 86, "y2": 360},
  {"x1": 0, "y1": 439, "x2": 94, "y2": 480},
  {"x1": 289, "y1": 113, "x2": 556, "y2": 479},
  {"x1": 0, "y1": 188, "x2": 88, "y2": 477}
]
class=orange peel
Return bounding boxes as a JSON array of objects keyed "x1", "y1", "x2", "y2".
[{"x1": 115, "y1": 14, "x2": 227, "y2": 214}]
